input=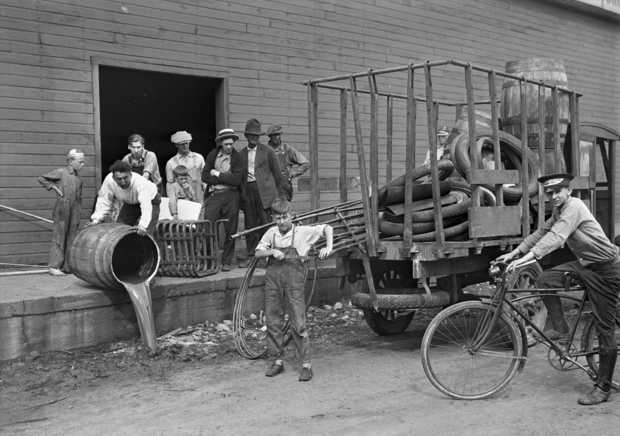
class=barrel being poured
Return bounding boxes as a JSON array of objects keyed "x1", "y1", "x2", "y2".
[{"x1": 67, "y1": 223, "x2": 160, "y2": 352}]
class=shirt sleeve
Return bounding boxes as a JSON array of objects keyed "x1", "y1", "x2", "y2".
[
  {"x1": 528, "y1": 203, "x2": 582, "y2": 259},
  {"x1": 287, "y1": 146, "x2": 310, "y2": 178},
  {"x1": 256, "y1": 229, "x2": 274, "y2": 252},
  {"x1": 38, "y1": 168, "x2": 63, "y2": 190},
  {"x1": 137, "y1": 180, "x2": 158, "y2": 229},
  {"x1": 142, "y1": 152, "x2": 159, "y2": 178},
  {"x1": 91, "y1": 176, "x2": 115, "y2": 223},
  {"x1": 168, "y1": 184, "x2": 179, "y2": 215},
  {"x1": 306, "y1": 224, "x2": 327, "y2": 245}
]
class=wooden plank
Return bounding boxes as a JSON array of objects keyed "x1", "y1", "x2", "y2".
[
  {"x1": 571, "y1": 176, "x2": 594, "y2": 190},
  {"x1": 466, "y1": 169, "x2": 521, "y2": 185},
  {"x1": 0, "y1": 109, "x2": 93, "y2": 125},
  {"x1": 469, "y1": 206, "x2": 522, "y2": 238},
  {"x1": 0, "y1": 144, "x2": 96, "y2": 154}
]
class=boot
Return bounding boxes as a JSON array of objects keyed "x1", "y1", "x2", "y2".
[
  {"x1": 578, "y1": 345, "x2": 616, "y2": 405},
  {"x1": 541, "y1": 294, "x2": 569, "y2": 333}
]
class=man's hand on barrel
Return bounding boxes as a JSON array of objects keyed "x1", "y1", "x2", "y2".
[
  {"x1": 134, "y1": 225, "x2": 148, "y2": 236},
  {"x1": 84, "y1": 220, "x2": 99, "y2": 228}
]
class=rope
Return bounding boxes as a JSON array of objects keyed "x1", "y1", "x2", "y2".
[{"x1": 232, "y1": 254, "x2": 320, "y2": 360}]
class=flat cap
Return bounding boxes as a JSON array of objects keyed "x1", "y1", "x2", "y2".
[{"x1": 538, "y1": 172, "x2": 574, "y2": 190}]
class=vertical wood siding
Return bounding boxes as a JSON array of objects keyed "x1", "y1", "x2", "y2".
[{"x1": 0, "y1": 0, "x2": 618, "y2": 264}]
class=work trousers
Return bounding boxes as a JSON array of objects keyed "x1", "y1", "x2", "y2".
[
  {"x1": 49, "y1": 198, "x2": 82, "y2": 270},
  {"x1": 204, "y1": 189, "x2": 240, "y2": 266},
  {"x1": 243, "y1": 181, "x2": 271, "y2": 257},
  {"x1": 117, "y1": 196, "x2": 161, "y2": 236},
  {"x1": 264, "y1": 257, "x2": 309, "y2": 363},
  {"x1": 537, "y1": 260, "x2": 620, "y2": 350}
]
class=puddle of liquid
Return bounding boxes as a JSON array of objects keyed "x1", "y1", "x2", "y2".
[{"x1": 117, "y1": 275, "x2": 158, "y2": 353}]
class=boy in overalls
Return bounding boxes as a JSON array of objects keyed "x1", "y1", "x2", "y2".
[
  {"x1": 256, "y1": 198, "x2": 333, "y2": 381},
  {"x1": 168, "y1": 165, "x2": 198, "y2": 220}
]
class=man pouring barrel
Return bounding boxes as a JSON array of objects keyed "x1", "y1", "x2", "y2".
[
  {"x1": 496, "y1": 173, "x2": 620, "y2": 405},
  {"x1": 87, "y1": 160, "x2": 160, "y2": 236}
]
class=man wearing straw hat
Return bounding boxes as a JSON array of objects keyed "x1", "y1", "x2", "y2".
[
  {"x1": 238, "y1": 118, "x2": 283, "y2": 268},
  {"x1": 497, "y1": 173, "x2": 620, "y2": 405},
  {"x1": 202, "y1": 128, "x2": 245, "y2": 272},
  {"x1": 38, "y1": 149, "x2": 85, "y2": 276}
]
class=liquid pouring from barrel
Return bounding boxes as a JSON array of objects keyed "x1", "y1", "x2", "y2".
[{"x1": 67, "y1": 223, "x2": 160, "y2": 353}]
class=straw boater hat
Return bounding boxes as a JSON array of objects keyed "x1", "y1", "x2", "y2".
[
  {"x1": 538, "y1": 173, "x2": 574, "y2": 190},
  {"x1": 171, "y1": 131, "x2": 192, "y2": 144},
  {"x1": 215, "y1": 128, "x2": 239, "y2": 142},
  {"x1": 242, "y1": 118, "x2": 264, "y2": 135}
]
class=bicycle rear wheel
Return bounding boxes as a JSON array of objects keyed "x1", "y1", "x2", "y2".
[
  {"x1": 581, "y1": 312, "x2": 620, "y2": 389},
  {"x1": 421, "y1": 301, "x2": 524, "y2": 400}
]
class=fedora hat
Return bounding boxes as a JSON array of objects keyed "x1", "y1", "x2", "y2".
[
  {"x1": 215, "y1": 128, "x2": 239, "y2": 142},
  {"x1": 242, "y1": 118, "x2": 264, "y2": 135}
]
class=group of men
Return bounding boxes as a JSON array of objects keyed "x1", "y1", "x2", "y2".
[{"x1": 38, "y1": 119, "x2": 309, "y2": 275}]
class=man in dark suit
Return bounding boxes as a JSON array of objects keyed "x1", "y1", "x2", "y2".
[{"x1": 238, "y1": 118, "x2": 283, "y2": 268}]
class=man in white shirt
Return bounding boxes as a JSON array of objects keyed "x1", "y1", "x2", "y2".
[
  {"x1": 88, "y1": 160, "x2": 160, "y2": 235},
  {"x1": 165, "y1": 131, "x2": 206, "y2": 207}
]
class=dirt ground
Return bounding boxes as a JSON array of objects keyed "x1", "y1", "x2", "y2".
[{"x1": 1, "y1": 302, "x2": 618, "y2": 436}]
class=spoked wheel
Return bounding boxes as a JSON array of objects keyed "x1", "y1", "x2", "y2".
[
  {"x1": 581, "y1": 310, "x2": 620, "y2": 391},
  {"x1": 362, "y1": 269, "x2": 417, "y2": 336},
  {"x1": 421, "y1": 301, "x2": 524, "y2": 400},
  {"x1": 507, "y1": 263, "x2": 547, "y2": 347}
]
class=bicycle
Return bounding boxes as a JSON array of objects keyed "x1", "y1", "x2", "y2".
[{"x1": 421, "y1": 259, "x2": 620, "y2": 400}]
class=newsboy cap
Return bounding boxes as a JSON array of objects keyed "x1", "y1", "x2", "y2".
[
  {"x1": 171, "y1": 131, "x2": 192, "y2": 144},
  {"x1": 266, "y1": 124, "x2": 283, "y2": 136}
]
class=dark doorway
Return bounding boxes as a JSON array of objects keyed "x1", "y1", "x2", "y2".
[{"x1": 99, "y1": 66, "x2": 221, "y2": 191}]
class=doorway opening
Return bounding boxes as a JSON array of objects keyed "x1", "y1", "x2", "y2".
[{"x1": 98, "y1": 66, "x2": 223, "y2": 191}]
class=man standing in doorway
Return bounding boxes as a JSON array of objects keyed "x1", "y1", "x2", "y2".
[
  {"x1": 266, "y1": 124, "x2": 309, "y2": 201},
  {"x1": 202, "y1": 128, "x2": 245, "y2": 272},
  {"x1": 122, "y1": 134, "x2": 164, "y2": 196},
  {"x1": 239, "y1": 118, "x2": 283, "y2": 268},
  {"x1": 166, "y1": 131, "x2": 205, "y2": 211},
  {"x1": 88, "y1": 160, "x2": 160, "y2": 236}
]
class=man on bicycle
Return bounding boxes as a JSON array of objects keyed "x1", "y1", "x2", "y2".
[{"x1": 497, "y1": 172, "x2": 620, "y2": 405}]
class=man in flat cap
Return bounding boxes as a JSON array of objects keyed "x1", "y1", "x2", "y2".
[
  {"x1": 266, "y1": 124, "x2": 309, "y2": 201},
  {"x1": 497, "y1": 173, "x2": 620, "y2": 405},
  {"x1": 38, "y1": 149, "x2": 85, "y2": 276},
  {"x1": 166, "y1": 131, "x2": 206, "y2": 215},
  {"x1": 202, "y1": 128, "x2": 245, "y2": 272},
  {"x1": 423, "y1": 125, "x2": 450, "y2": 165},
  {"x1": 122, "y1": 134, "x2": 164, "y2": 196},
  {"x1": 239, "y1": 118, "x2": 283, "y2": 268}
]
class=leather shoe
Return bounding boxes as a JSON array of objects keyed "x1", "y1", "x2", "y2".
[
  {"x1": 298, "y1": 366, "x2": 313, "y2": 382},
  {"x1": 265, "y1": 363, "x2": 284, "y2": 377},
  {"x1": 238, "y1": 259, "x2": 253, "y2": 269},
  {"x1": 577, "y1": 386, "x2": 611, "y2": 405},
  {"x1": 221, "y1": 264, "x2": 231, "y2": 272}
]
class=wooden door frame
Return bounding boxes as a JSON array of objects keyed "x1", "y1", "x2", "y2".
[{"x1": 91, "y1": 56, "x2": 229, "y2": 189}]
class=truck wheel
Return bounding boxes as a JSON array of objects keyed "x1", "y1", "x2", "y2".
[{"x1": 362, "y1": 309, "x2": 416, "y2": 335}]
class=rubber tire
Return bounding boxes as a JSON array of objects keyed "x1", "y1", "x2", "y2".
[
  {"x1": 421, "y1": 301, "x2": 523, "y2": 400},
  {"x1": 351, "y1": 292, "x2": 449, "y2": 310},
  {"x1": 362, "y1": 310, "x2": 416, "y2": 336},
  {"x1": 379, "y1": 159, "x2": 455, "y2": 193},
  {"x1": 452, "y1": 129, "x2": 539, "y2": 201}
]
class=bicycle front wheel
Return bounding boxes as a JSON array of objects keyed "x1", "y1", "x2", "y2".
[{"x1": 421, "y1": 301, "x2": 524, "y2": 400}]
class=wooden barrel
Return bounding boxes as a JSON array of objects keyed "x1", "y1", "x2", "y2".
[
  {"x1": 501, "y1": 58, "x2": 569, "y2": 174},
  {"x1": 66, "y1": 223, "x2": 159, "y2": 290}
]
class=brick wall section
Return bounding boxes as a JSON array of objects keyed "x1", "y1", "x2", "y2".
[{"x1": 0, "y1": 0, "x2": 618, "y2": 263}]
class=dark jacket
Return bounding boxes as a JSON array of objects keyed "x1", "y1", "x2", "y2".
[
  {"x1": 239, "y1": 142, "x2": 283, "y2": 209},
  {"x1": 202, "y1": 146, "x2": 245, "y2": 200}
]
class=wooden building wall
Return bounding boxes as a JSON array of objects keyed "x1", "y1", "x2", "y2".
[{"x1": 1, "y1": 0, "x2": 619, "y2": 264}]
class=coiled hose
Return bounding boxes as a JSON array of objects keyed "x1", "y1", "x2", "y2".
[{"x1": 232, "y1": 253, "x2": 321, "y2": 359}]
